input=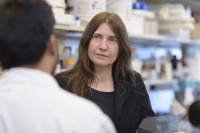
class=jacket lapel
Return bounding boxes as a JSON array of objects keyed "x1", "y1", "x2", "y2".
[{"x1": 114, "y1": 82, "x2": 130, "y2": 124}]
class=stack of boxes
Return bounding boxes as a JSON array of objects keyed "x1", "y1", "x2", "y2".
[
  {"x1": 67, "y1": 0, "x2": 106, "y2": 26},
  {"x1": 149, "y1": 3, "x2": 195, "y2": 39},
  {"x1": 107, "y1": 0, "x2": 158, "y2": 35}
]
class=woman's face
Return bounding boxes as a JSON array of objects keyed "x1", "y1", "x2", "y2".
[{"x1": 88, "y1": 23, "x2": 119, "y2": 69}]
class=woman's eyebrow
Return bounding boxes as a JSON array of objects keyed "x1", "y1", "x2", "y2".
[
  {"x1": 93, "y1": 33, "x2": 101, "y2": 35},
  {"x1": 93, "y1": 33, "x2": 117, "y2": 38}
]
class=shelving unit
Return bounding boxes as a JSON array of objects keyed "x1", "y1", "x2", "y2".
[
  {"x1": 146, "y1": 0, "x2": 200, "y2": 14},
  {"x1": 54, "y1": 24, "x2": 200, "y2": 47},
  {"x1": 144, "y1": 79, "x2": 177, "y2": 91},
  {"x1": 144, "y1": 79, "x2": 177, "y2": 86},
  {"x1": 54, "y1": 24, "x2": 85, "y2": 33}
]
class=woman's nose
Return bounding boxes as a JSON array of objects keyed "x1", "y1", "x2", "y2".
[{"x1": 99, "y1": 38, "x2": 108, "y2": 51}]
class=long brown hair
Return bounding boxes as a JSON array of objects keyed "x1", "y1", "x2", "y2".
[{"x1": 66, "y1": 11, "x2": 134, "y2": 96}]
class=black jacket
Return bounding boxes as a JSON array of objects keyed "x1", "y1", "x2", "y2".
[{"x1": 54, "y1": 71, "x2": 155, "y2": 133}]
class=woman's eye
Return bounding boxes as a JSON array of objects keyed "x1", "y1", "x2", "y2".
[
  {"x1": 93, "y1": 35, "x2": 99, "y2": 39},
  {"x1": 93, "y1": 35, "x2": 102, "y2": 41},
  {"x1": 109, "y1": 38, "x2": 118, "y2": 43}
]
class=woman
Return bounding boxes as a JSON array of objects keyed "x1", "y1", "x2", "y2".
[{"x1": 54, "y1": 11, "x2": 155, "y2": 133}]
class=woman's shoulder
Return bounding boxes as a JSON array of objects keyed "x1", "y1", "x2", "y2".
[
  {"x1": 133, "y1": 71, "x2": 143, "y2": 81},
  {"x1": 125, "y1": 70, "x2": 142, "y2": 82},
  {"x1": 54, "y1": 71, "x2": 70, "y2": 89},
  {"x1": 54, "y1": 70, "x2": 72, "y2": 79},
  {"x1": 125, "y1": 70, "x2": 146, "y2": 93},
  {"x1": 54, "y1": 71, "x2": 68, "y2": 78}
]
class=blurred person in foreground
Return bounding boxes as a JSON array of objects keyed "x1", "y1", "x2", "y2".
[
  {"x1": 177, "y1": 100, "x2": 200, "y2": 133},
  {"x1": 188, "y1": 100, "x2": 200, "y2": 130},
  {"x1": 54, "y1": 11, "x2": 155, "y2": 133},
  {"x1": 0, "y1": 0, "x2": 116, "y2": 133}
]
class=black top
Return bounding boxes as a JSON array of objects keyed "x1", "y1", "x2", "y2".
[
  {"x1": 54, "y1": 71, "x2": 156, "y2": 133},
  {"x1": 92, "y1": 89, "x2": 115, "y2": 121}
]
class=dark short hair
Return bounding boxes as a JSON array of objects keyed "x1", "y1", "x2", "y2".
[
  {"x1": 0, "y1": 0, "x2": 55, "y2": 69},
  {"x1": 188, "y1": 100, "x2": 200, "y2": 127}
]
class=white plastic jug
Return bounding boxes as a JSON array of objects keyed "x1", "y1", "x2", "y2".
[{"x1": 68, "y1": 0, "x2": 106, "y2": 24}]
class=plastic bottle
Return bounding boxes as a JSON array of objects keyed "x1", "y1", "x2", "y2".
[
  {"x1": 132, "y1": 0, "x2": 148, "y2": 10},
  {"x1": 64, "y1": 47, "x2": 75, "y2": 70},
  {"x1": 131, "y1": 48, "x2": 143, "y2": 74},
  {"x1": 75, "y1": 16, "x2": 80, "y2": 26}
]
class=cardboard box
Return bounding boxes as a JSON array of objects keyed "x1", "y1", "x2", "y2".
[{"x1": 191, "y1": 23, "x2": 200, "y2": 39}]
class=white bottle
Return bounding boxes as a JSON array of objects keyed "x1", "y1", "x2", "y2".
[
  {"x1": 131, "y1": 48, "x2": 142, "y2": 74},
  {"x1": 164, "y1": 61, "x2": 173, "y2": 81}
]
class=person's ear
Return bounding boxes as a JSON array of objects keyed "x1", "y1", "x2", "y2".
[{"x1": 46, "y1": 34, "x2": 57, "y2": 56}]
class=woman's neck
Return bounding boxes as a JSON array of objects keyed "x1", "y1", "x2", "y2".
[{"x1": 91, "y1": 67, "x2": 114, "y2": 92}]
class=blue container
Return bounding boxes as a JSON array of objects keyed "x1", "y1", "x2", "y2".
[{"x1": 132, "y1": 0, "x2": 148, "y2": 10}]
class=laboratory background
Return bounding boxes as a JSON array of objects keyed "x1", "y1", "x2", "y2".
[{"x1": 1, "y1": 0, "x2": 200, "y2": 132}]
